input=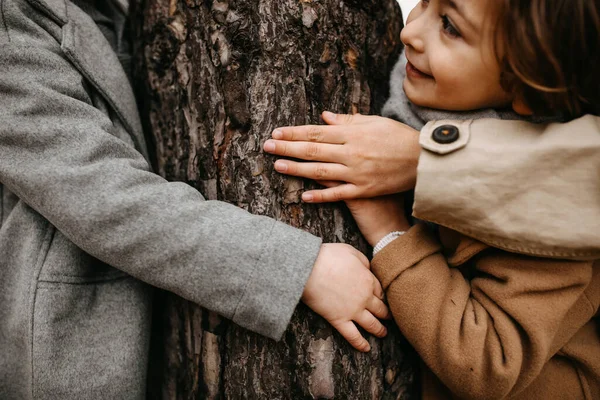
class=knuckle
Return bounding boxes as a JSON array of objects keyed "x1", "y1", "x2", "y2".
[
  {"x1": 350, "y1": 147, "x2": 366, "y2": 160},
  {"x1": 311, "y1": 192, "x2": 323, "y2": 202},
  {"x1": 373, "y1": 276, "x2": 382, "y2": 289},
  {"x1": 367, "y1": 319, "x2": 379, "y2": 331},
  {"x1": 308, "y1": 126, "x2": 323, "y2": 142},
  {"x1": 315, "y1": 165, "x2": 329, "y2": 179},
  {"x1": 331, "y1": 189, "x2": 343, "y2": 202},
  {"x1": 357, "y1": 339, "x2": 369, "y2": 351},
  {"x1": 349, "y1": 332, "x2": 363, "y2": 345},
  {"x1": 361, "y1": 273, "x2": 374, "y2": 289},
  {"x1": 382, "y1": 307, "x2": 390, "y2": 320},
  {"x1": 289, "y1": 128, "x2": 296, "y2": 141},
  {"x1": 339, "y1": 243, "x2": 353, "y2": 252},
  {"x1": 286, "y1": 162, "x2": 297, "y2": 174},
  {"x1": 279, "y1": 142, "x2": 288, "y2": 156},
  {"x1": 306, "y1": 143, "x2": 319, "y2": 158}
]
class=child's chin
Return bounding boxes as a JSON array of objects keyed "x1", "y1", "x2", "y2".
[{"x1": 403, "y1": 81, "x2": 431, "y2": 108}]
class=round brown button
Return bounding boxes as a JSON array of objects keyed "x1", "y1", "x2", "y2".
[{"x1": 432, "y1": 125, "x2": 459, "y2": 144}]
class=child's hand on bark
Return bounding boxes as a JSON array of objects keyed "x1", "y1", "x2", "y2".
[
  {"x1": 263, "y1": 112, "x2": 421, "y2": 203},
  {"x1": 302, "y1": 243, "x2": 390, "y2": 352}
]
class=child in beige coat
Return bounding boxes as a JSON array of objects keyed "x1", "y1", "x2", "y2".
[{"x1": 268, "y1": 0, "x2": 600, "y2": 398}]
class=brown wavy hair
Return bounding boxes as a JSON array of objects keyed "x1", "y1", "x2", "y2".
[{"x1": 495, "y1": 0, "x2": 600, "y2": 119}]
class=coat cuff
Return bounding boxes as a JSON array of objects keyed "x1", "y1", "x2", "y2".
[
  {"x1": 372, "y1": 224, "x2": 441, "y2": 290},
  {"x1": 230, "y1": 221, "x2": 322, "y2": 341}
]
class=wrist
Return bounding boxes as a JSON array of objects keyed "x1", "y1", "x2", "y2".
[
  {"x1": 369, "y1": 221, "x2": 411, "y2": 247},
  {"x1": 369, "y1": 230, "x2": 400, "y2": 248},
  {"x1": 302, "y1": 244, "x2": 325, "y2": 302}
]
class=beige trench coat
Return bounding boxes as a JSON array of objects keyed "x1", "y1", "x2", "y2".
[{"x1": 416, "y1": 117, "x2": 600, "y2": 260}]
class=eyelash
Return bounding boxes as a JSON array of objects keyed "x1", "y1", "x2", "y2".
[
  {"x1": 420, "y1": 0, "x2": 461, "y2": 39},
  {"x1": 441, "y1": 15, "x2": 461, "y2": 38}
]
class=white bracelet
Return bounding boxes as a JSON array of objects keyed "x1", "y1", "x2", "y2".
[{"x1": 373, "y1": 231, "x2": 406, "y2": 255}]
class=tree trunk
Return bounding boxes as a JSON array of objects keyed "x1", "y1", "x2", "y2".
[{"x1": 132, "y1": 0, "x2": 416, "y2": 398}]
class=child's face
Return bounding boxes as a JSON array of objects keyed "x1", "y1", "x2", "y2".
[{"x1": 401, "y1": 0, "x2": 513, "y2": 111}]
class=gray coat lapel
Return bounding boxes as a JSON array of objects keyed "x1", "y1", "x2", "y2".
[
  {"x1": 26, "y1": 0, "x2": 67, "y2": 24},
  {"x1": 25, "y1": 0, "x2": 149, "y2": 161},
  {"x1": 112, "y1": 0, "x2": 130, "y2": 15},
  {"x1": 62, "y1": 5, "x2": 149, "y2": 160}
]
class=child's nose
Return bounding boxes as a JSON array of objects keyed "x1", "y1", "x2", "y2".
[{"x1": 401, "y1": 12, "x2": 426, "y2": 53}]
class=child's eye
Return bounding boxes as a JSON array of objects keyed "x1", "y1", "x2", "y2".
[
  {"x1": 421, "y1": 0, "x2": 430, "y2": 7},
  {"x1": 441, "y1": 15, "x2": 461, "y2": 38}
]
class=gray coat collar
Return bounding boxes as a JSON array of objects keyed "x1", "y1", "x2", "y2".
[
  {"x1": 26, "y1": 0, "x2": 68, "y2": 24},
  {"x1": 23, "y1": 0, "x2": 148, "y2": 160},
  {"x1": 112, "y1": 0, "x2": 130, "y2": 15},
  {"x1": 26, "y1": 0, "x2": 130, "y2": 19}
]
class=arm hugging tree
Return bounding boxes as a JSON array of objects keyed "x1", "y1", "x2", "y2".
[{"x1": 133, "y1": 0, "x2": 414, "y2": 397}]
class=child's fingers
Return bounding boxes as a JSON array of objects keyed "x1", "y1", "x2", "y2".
[
  {"x1": 344, "y1": 243, "x2": 370, "y2": 267},
  {"x1": 321, "y1": 111, "x2": 375, "y2": 126},
  {"x1": 271, "y1": 124, "x2": 346, "y2": 144},
  {"x1": 372, "y1": 277, "x2": 384, "y2": 299},
  {"x1": 264, "y1": 140, "x2": 344, "y2": 163},
  {"x1": 273, "y1": 160, "x2": 349, "y2": 181},
  {"x1": 368, "y1": 296, "x2": 391, "y2": 320},
  {"x1": 351, "y1": 247, "x2": 370, "y2": 267},
  {"x1": 355, "y1": 310, "x2": 387, "y2": 338},
  {"x1": 315, "y1": 180, "x2": 343, "y2": 188},
  {"x1": 334, "y1": 321, "x2": 371, "y2": 352},
  {"x1": 301, "y1": 184, "x2": 359, "y2": 203},
  {"x1": 365, "y1": 272, "x2": 392, "y2": 320}
]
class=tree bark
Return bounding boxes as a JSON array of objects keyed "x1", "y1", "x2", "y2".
[{"x1": 132, "y1": 0, "x2": 416, "y2": 398}]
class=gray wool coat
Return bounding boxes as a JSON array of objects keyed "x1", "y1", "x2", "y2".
[{"x1": 0, "y1": 0, "x2": 322, "y2": 398}]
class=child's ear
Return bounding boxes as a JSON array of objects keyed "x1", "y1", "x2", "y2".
[{"x1": 512, "y1": 97, "x2": 533, "y2": 116}]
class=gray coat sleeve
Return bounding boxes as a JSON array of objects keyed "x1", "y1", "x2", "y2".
[{"x1": 0, "y1": 16, "x2": 321, "y2": 340}]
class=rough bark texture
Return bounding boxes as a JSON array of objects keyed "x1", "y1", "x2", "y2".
[{"x1": 132, "y1": 0, "x2": 416, "y2": 398}]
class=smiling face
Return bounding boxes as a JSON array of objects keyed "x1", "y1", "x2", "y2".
[{"x1": 401, "y1": 0, "x2": 514, "y2": 111}]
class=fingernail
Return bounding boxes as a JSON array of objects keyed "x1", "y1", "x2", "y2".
[
  {"x1": 272, "y1": 129, "x2": 283, "y2": 139},
  {"x1": 274, "y1": 160, "x2": 287, "y2": 172},
  {"x1": 302, "y1": 193, "x2": 314, "y2": 202},
  {"x1": 323, "y1": 111, "x2": 336, "y2": 120},
  {"x1": 264, "y1": 140, "x2": 275, "y2": 152}
]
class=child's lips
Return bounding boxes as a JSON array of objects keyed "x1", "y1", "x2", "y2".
[{"x1": 406, "y1": 60, "x2": 433, "y2": 80}]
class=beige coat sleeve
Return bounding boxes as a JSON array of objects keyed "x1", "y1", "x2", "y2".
[
  {"x1": 413, "y1": 115, "x2": 600, "y2": 260},
  {"x1": 372, "y1": 224, "x2": 596, "y2": 400}
]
